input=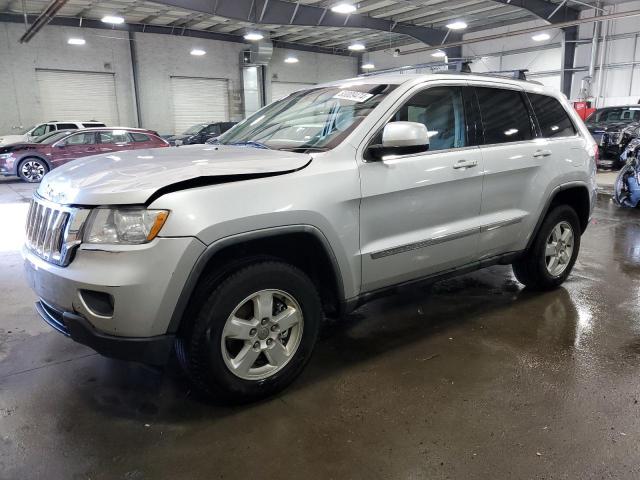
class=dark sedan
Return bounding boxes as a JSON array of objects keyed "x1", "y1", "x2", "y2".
[
  {"x1": 0, "y1": 127, "x2": 169, "y2": 183},
  {"x1": 165, "y1": 122, "x2": 237, "y2": 146},
  {"x1": 586, "y1": 106, "x2": 640, "y2": 169}
]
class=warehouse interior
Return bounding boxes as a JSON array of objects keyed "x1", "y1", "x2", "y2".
[{"x1": 3, "y1": 0, "x2": 640, "y2": 479}]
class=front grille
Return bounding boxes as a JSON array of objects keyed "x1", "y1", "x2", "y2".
[{"x1": 25, "y1": 196, "x2": 89, "y2": 266}]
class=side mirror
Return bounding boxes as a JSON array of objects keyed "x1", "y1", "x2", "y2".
[{"x1": 368, "y1": 122, "x2": 430, "y2": 160}]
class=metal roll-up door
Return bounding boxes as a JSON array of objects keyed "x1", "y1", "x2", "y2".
[
  {"x1": 170, "y1": 77, "x2": 229, "y2": 135},
  {"x1": 271, "y1": 82, "x2": 315, "y2": 102},
  {"x1": 36, "y1": 70, "x2": 119, "y2": 125}
]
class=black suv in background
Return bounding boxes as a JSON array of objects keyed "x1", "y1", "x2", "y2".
[
  {"x1": 585, "y1": 105, "x2": 640, "y2": 169},
  {"x1": 165, "y1": 122, "x2": 237, "y2": 146}
]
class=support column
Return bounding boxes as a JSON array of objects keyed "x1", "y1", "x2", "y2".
[{"x1": 560, "y1": 26, "x2": 578, "y2": 98}]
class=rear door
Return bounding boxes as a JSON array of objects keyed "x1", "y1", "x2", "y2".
[
  {"x1": 473, "y1": 84, "x2": 549, "y2": 258},
  {"x1": 359, "y1": 82, "x2": 485, "y2": 292}
]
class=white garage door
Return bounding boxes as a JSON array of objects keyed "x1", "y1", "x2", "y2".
[
  {"x1": 36, "y1": 70, "x2": 119, "y2": 125},
  {"x1": 170, "y1": 77, "x2": 229, "y2": 134},
  {"x1": 271, "y1": 82, "x2": 315, "y2": 102}
]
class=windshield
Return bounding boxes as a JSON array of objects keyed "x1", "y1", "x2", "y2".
[
  {"x1": 218, "y1": 84, "x2": 395, "y2": 152},
  {"x1": 183, "y1": 124, "x2": 207, "y2": 135},
  {"x1": 586, "y1": 107, "x2": 640, "y2": 125},
  {"x1": 35, "y1": 131, "x2": 72, "y2": 144}
]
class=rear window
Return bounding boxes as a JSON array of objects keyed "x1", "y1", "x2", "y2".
[
  {"x1": 476, "y1": 87, "x2": 534, "y2": 144},
  {"x1": 130, "y1": 132, "x2": 150, "y2": 142},
  {"x1": 528, "y1": 93, "x2": 576, "y2": 138}
]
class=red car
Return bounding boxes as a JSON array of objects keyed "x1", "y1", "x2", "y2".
[{"x1": 0, "y1": 127, "x2": 169, "y2": 183}]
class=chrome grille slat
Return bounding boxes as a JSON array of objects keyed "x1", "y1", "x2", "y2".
[{"x1": 24, "y1": 196, "x2": 88, "y2": 267}]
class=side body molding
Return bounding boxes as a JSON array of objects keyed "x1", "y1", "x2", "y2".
[{"x1": 166, "y1": 224, "x2": 345, "y2": 333}]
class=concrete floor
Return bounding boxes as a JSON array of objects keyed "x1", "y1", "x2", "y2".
[{"x1": 2, "y1": 177, "x2": 640, "y2": 480}]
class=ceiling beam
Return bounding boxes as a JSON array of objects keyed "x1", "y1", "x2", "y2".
[
  {"x1": 490, "y1": 0, "x2": 580, "y2": 23},
  {"x1": 152, "y1": 0, "x2": 461, "y2": 45}
]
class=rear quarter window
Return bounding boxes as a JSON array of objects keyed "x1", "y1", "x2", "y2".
[{"x1": 527, "y1": 93, "x2": 577, "y2": 138}]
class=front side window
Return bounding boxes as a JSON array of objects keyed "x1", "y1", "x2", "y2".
[
  {"x1": 31, "y1": 124, "x2": 47, "y2": 137},
  {"x1": 219, "y1": 84, "x2": 395, "y2": 152},
  {"x1": 389, "y1": 86, "x2": 467, "y2": 151},
  {"x1": 476, "y1": 87, "x2": 534, "y2": 144},
  {"x1": 528, "y1": 93, "x2": 576, "y2": 138},
  {"x1": 205, "y1": 124, "x2": 221, "y2": 135},
  {"x1": 64, "y1": 132, "x2": 96, "y2": 145}
]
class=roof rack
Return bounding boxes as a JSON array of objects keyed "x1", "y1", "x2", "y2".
[{"x1": 433, "y1": 68, "x2": 543, "y2": 85}]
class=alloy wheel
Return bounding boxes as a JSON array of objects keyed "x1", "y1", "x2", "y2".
[
  {"x1": 545, "y1": 221, "x2": 574, "y2": 277},
  {"x1": 21, "y1": 160, "x2": 46, "y2": 182}
]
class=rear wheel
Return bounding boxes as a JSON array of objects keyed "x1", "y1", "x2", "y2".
[
  {"x1": 176, "y1": 261, "x2": 322, "y2": 403},
  {"x1": 18, "y1": 158, "x2": 48, "y2": 183},
  {"x1": 512, "y1": 205, "x2": 581, "y2": 290}
]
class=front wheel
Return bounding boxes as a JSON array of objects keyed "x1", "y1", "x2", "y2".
[
  {"x1": 18, "y1": 158, "x2": 48, "y2": 183},
  {"x1": 512, "y1": 205, "x2": 581, "y2": 291},
  {"x1": 176, "y1": 261, "x2": 322, "y2": 403}
]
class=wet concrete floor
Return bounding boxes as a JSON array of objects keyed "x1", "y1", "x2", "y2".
[{"x1": 1, "y1": 177, "x2": 640, "y2": 479}]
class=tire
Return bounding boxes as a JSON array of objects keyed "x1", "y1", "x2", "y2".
[
  {"x1": 176, "y1": 261, "x2": 322, "y2": 403},
  {"x1": 512, "y1": 205, "x2": 581, "y2": 291},
  {"x1": 18, "y1": 157, "x2": 49, "y2": 183}
]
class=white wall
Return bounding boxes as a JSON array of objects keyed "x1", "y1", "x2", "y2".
[
  {"x1": 0, "y1": 22, "x2": 358, "y2": 136},
  {"x1": 0, "y1": 22, "x2": 136, "y2": 135}
]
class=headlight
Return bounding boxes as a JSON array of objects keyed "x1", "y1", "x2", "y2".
[
  {"x1": 0, "y1": 153, "x2": 13, "y2": 160},
  {"x1": 84, "y1": 208, "x2": 169, "y2": 244}
]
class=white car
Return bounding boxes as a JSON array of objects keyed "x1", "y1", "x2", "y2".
[
  {"x1": 24, "y1": 73, "x2": 597, "y2": 402},
  {"x1": 0, "y1": 121, "x2": 105, "y2": 146}
]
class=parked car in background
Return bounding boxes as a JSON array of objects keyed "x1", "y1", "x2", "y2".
[
  {"x1": 166, "y1": 122, "x2": 236, "y2": 146},
  {"x1": 0, "y1": 127, "x2": 168, "y2": 182},
  {"x1": 585, "y1": 106, "x2": 640, "y2": 169},
  {"x1": 0, "y1": 121, "x2": 106, "y2": 146}
]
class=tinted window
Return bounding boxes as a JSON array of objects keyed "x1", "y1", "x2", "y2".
[
  {"x1": 56, "y1": 123, "x2": 78, "y2": 130},
  {"x1": 99, "y1": 130, "x2": 131, "y2": 144},
  {"x1": 204, "y1": 124, "x2": 220, "y2": 135},
  {"x1": 390, "y1": 86, "x2": 467, "y2": 151},
  {"x1": 65, "y1": 132, "x2": 96, "y2": 145},
  {"x1": 82, "y1": 123, "x2": 106, "y2": 128},
  {"x1": 130, "y1": 132, "x2": 150, "y2": 142},
  {"x1": 476, "y1": 87, "x2": 534, "y2": 144},
  {"x1": 528, "y1": 93, "x2": 576, "y2": 138}
]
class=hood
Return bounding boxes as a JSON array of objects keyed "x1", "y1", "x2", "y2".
[
  {"x1": 0, "y1": 134, "x2": 28, "y2": 146},
  {"x1": 0, "y1": 142, "x2": 41, "y2": 153},
  {"x1": 587, "y1": 121, "x2": 639, "y2": 133},
  {"x1": 37, "y1": 144, "x2": 312, "y2": 206}
]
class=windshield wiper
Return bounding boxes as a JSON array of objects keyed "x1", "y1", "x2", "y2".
[
  {"x1": 280, "y1": 146, "x2": 330, "y2": 152},
  {"x1": 228, "y1": 141, "x2": 271, "y2": 150}
]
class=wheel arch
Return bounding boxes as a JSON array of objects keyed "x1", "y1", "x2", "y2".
[
  {"x1": 167, "y1": 225, "x2": 345, "y2": 334},
  {"x1": 527, "y1": 182, "x2": 592, "y2": 251}
]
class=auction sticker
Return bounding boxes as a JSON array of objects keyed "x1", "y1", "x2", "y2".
[{"x1": 333, "y1": 90, "x2": 374, "y2": 102}]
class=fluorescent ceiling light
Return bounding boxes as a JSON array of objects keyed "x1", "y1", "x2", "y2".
[
  {"x1": 446, "y1": 21, "x2": 467, "y2": 30},
  {"x1": 331, "y1": 3, "x2": 357, "y2": 14},
  {"x1": 361, "y1": 63, "x2": 375, "y2": 69},
  {"x1": 348, "y1": 43, "x2": 365, "y2": 51},
  {"x1": 101, "y1": 15, "x2": 124, "y2": 24},
  {"x1": 431, "y1": 50, "x2": 446, "y2": 58},
  {"x1": 190, "y1": 49, "x2": 206, "y2": 56},
  {"x1": 532, "y1": 33, "x2": 550, "y2": 42},
  {"x1": 244, "y1": 32, "x2": 264, "y2": 41},
  {"x1": 67, "y1": 38, "x2": 86, "y2": 45},
  {"x1": 284, "y1": 56, "x2": 299, "y2": 63}
]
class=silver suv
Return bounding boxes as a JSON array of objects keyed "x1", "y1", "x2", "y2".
[{"x1": 23, "y1": 74, "x2": 597, "y2": 402}]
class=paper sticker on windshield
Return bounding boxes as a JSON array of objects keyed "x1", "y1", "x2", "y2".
[{"x1": 333, "y1": 90, "x2": 373, "y2": 103}]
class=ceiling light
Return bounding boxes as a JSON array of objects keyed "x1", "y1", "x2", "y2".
[
  {"x1": 431, "y1": 50, "x2": 446, "y2": 58},
  {"x1": 67, "y1": 38, "x2": 86, "y2": 45},
  {"x1": 331, "y1": 3, "x2": 357, "y2": 14},
  {"x1": 244, "y1": 32, "x2": 264, "y2": 41},
  {"x1": 532, "y1": 33, "x2": 550, "y2": 42},
  {"x1": 348, "y1": 43, "x2": 365, "y2": 51},
  {"x1": 190, "y1": 49, "x2": 206, "y2": 56},
  {"x1": 446, "y1": 21, "x2": 467, "y2": 30},
  {"x1": 101, "y1": 15, "x2": 124, "y2": 24},
  {"x1": 284, "y1": 56, "x2": 299, "y2": 63},
  {"x1": 361, "y1": 63, "x2": 375, "y2": 69}
]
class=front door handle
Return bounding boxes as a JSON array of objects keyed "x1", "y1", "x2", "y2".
[
  {"x1": 453, "y1": 159, "x2": 478, "y2": 170},
  {"x1": 533, "y1": 149, "x2": 552, "y2": 158}
]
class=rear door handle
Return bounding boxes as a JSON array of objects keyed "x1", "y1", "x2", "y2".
[
  {"x1": 453, "y1": 159, "x2": 478, "y2": 169},
  {"x1": 533, "y1": 149, "x2": 552, "y2": 158}
]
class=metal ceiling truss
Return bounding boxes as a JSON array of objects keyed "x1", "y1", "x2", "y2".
[{"x1": 491, "y1": 0, "x2": 580, "y2": 23}]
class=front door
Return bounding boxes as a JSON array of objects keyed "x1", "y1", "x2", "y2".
[{"x1": 359, "y1": 84, "x2": 484, "y2": 292}]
